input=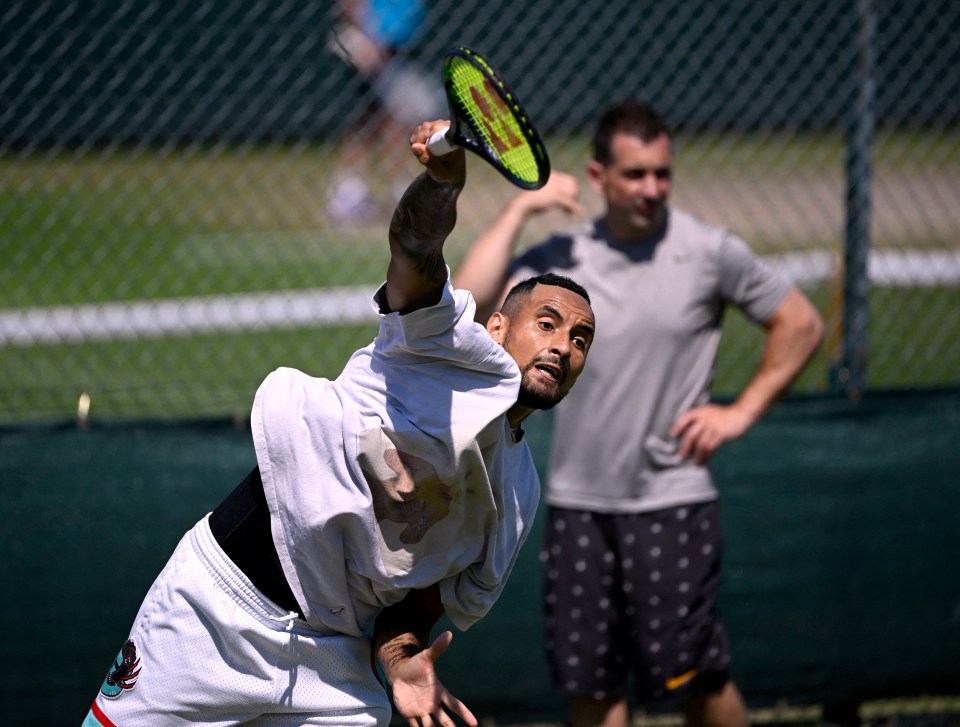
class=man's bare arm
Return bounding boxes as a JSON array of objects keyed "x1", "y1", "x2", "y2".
[
  {"x1": 732, "y1": 286, "x2": 825, "y2": 424},
  {"x1": 385, "y1": 120, "x2": 466, "y2": 315},
  {"x1": 453, "y1": 171, "x2": 584, "y2": 323},
  {"x1": 673, "y1": 287, "x2": 824, "y2": 463}
]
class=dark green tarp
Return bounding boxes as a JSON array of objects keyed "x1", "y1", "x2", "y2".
[{"x1": 2, "y1": 390, "x2": 958, "y2": 724}]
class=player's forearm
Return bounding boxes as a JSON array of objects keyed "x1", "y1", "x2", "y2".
[
  {"x1": 390, "y1": 171, "x2": 462, "y2": 261},
  {"x1": 375, "y1": 632, "x2": 428, "y2": 686},
  {"x1": 372, "y1": 585, "x2": 444, "y2": 683},
  {"x1": 385, "y1": 172, "x2": 463, "y2": 312}
]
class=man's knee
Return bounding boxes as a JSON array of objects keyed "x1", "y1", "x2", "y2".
[
  {"x1": 681, "y1": 680, "x2": 749, "y2": 727},
  {"x1": 570, "y1": 694, "x2": 629, "y2": 727}
]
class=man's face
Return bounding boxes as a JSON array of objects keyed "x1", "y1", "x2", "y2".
[
  {"x1": 488, "y1": 284, "x2": 595, "y2": 411},
  {"x1": 588, "y1": 131, "x2": 673, "y2": 241}
]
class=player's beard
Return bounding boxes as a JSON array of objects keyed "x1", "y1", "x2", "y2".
[{"x1": 516, "y1": 357, "x2": 567, "y2": 410}]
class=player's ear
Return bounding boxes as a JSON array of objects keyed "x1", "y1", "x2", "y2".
[{"x1": 486, "y1": 311, "x2": 508, "y2": 345}]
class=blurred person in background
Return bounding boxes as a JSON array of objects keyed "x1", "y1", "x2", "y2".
[
  {"x1": 454, "y1": 99, "x2": 823, "y2": 727},
  {"x1": 326, "y1": 0, "x2": 444, "y2": 222}
]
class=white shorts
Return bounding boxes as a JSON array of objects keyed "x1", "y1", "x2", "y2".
[{"x1": 82, "y1": 515, "x2": 391, "y2": 727}]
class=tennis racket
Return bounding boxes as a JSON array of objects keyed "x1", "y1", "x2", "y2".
[{"x1": 426, "y1": 45, "x2": 550, "y2": 190}]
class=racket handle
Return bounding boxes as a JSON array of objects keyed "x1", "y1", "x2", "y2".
[{"x1": 426, "y1": 127, "x2": 457, "y2": 156}]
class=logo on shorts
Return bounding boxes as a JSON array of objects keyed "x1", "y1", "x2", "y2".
[
  {"x1": 100, "y1": 639, "x2": 141, "y2": 698},
  {"x1": 665, "y1": 668, "x2": 698, "y2": 691}
]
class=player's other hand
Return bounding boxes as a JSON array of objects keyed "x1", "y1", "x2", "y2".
[
  {"x1": 513, "y1": 170, "x2": 586, "y2": 218},
  {"x1": 410, "y1": 120, "x2": 467, "y2": 186},
  {"x1": 389, "y1": 630, "x2": 478, "y2": 727}
]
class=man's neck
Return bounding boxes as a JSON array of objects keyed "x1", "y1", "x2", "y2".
[{"x1": 601, "y1": 213, "x2": 667, "y2": 245}]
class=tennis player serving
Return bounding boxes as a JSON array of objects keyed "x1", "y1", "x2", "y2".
[{"x1": 82, "y1": 118, "x2": 595, "y2": 727}]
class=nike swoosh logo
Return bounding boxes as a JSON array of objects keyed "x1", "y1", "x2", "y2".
[{"x1": 665, "y1": 668, "x2": 698, "y2": 690}]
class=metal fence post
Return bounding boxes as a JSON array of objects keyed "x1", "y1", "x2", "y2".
[{"x1": 831, "y1": 0, "x2": 877, "y2": 400}]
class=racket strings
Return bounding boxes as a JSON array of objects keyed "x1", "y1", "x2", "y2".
[{"x1": 447, "y1": 58, "x2": 543, "y2": 186}]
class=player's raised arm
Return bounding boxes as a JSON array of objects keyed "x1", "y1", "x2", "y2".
[{"x1": 384, "y1": 120, "x2": 467, "y2": 315}]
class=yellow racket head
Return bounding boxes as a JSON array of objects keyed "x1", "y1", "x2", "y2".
[{"x1": 442, "y1": 46, "x2": 550, "y2": 189}]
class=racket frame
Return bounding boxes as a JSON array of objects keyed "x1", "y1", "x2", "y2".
[{"x1": 426, "y1": 45, "x2": 550, "y2": 190}]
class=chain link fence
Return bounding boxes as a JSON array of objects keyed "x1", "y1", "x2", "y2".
[{"x1": 2, "y1": 0, "x2": 958, "y2": 423}]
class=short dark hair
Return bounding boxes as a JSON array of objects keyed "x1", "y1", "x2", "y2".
[
  {"x1": 501, "y1": 273, "x2": 591, "y2": 316},
  {"x1": 592, "y1": 99, "x2": 672, "y2": 166}
]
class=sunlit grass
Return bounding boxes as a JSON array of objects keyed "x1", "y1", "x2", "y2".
[{"x1": 1, "y1": 129, "x2": 957, "y2": 421}]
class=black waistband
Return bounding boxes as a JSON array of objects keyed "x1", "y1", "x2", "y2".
[{"x1": 209, "y1": 466, "x2": 302, "y2": 617}]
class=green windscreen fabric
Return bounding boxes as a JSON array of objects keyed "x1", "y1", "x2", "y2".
[
  {"x1": 2, "y1": 390, "x2": 958, "y2": 724},
  {"x1": 0, "y1": 420, "x2": 256, "y2": 721}
]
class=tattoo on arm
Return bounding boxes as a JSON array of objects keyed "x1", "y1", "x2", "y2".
[
  {"x1": 376, "y1": 635, "x2": 422, "y2": 675},
  {"x1": 389, "y1": 172, "x2": 460, "y2": 284},
  {"x1": 371, "y1": 584, "x2": 444, "y2": 681}
]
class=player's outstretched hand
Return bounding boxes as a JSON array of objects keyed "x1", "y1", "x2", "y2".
[
  {"x1": 410, "y1": 120, "x2": 467, "y2": 186},
  {"x1": 389, "y1": 630, "x2": 478, "y2": 727}
]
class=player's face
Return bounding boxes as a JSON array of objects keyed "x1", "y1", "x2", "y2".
[
  {"x1": 489, "y1": 284, "x2": 595, "y2": 411},
  {"x1": 588, "y1": 131, "x2": 673, "y2": 241}
]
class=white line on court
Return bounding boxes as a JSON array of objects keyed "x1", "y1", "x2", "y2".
[
  {"x1": 0, "y1": 287, "x2": 377, "y2": 346},
  {"x1": 2, "y1": 250, "x2": 958, "y2": 347}
]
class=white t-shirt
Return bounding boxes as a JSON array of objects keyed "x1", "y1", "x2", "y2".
[{"x1": 251, "y1": 279, "x2": 540, "y2": 637}]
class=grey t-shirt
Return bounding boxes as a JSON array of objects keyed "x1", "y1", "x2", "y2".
[{"x1": 510, "y1": 208, "x2": 791, "y2": 513}]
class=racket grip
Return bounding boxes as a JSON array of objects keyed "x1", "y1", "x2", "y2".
[{"x1": 426, "y1": 127, "x2": 457, "y2": 156}]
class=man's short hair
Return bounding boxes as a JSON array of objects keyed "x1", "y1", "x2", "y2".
[
  {"x1": 592, "y1": 99, "x2": 672, "y2": 166},
  {"x1": 501, "y1": 273, "x2": 591, "y2": 317}
]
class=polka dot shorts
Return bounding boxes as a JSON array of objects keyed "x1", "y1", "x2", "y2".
[{"x1": 540, "y1": 502, "x2": 731, "y2": 704}]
